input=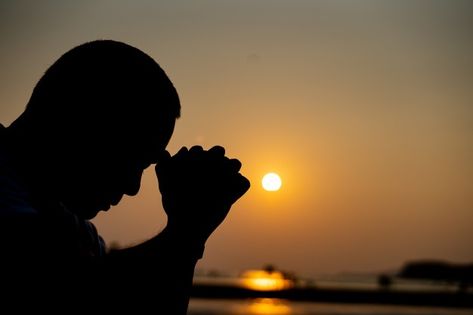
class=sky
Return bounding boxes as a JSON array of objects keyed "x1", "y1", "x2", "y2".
[{"x1": 1, "y1": 0, "x2": 472, "y2": 277}]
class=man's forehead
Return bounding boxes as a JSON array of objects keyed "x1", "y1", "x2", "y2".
[
  {"x1": 138, "y1": 129, "x2": 173, "y2": 163},
  {"x1": 119, "y1": 111, "x2": 175, "y2": 162}
]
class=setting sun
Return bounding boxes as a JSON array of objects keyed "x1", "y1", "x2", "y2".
[
  {"x1": 262, "y1": 173, "x2": 282, "y2": 191},
  {"x1": 240, "y1": 270, "x2": 294, "y2": 291}
]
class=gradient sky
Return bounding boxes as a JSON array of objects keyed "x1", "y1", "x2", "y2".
[{"x1": 1, "y1": 0, "x2": 472, "y2": 277}]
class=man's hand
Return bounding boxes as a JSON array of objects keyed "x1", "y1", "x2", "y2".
[{"x1": 155, "y1": 146, "x2": 250, "y2": 244}]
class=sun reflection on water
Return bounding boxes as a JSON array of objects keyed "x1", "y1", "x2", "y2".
[{"x1": 245, "y1": 298, "x2": 292, "y2": 315}]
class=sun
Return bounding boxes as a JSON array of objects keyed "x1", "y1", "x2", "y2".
[{"x1": 262, "y1": 173, "x2": 282, "y2": 191}]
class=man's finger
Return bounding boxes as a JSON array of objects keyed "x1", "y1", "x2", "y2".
[
  {"x1": 223, "y1": 174, "x2": 251, "y2": 204},
  {"x1": 155, "y1": 150, "x2": 172, "y2": 175},
  {"x1": 208, "y1": 145, "x2": 225, "y2": 156},
  {"x1": 157, "y1": 150, "x2": 171, "y2": 165},
  {"x1": 228, "y1": 158, "x2": 242, "y2": 173},
  {"x1": 172, "y1": 146, "x2": 189, "y2": 163},
  {"x1": 176, "y1": 146, "x2": 189, "y2": 155},
  {"x1": 189, "y1": 145, "x2": 204, "y2": 154}
]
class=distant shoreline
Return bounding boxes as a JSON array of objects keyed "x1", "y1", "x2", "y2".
[{"x1": 191, "y1": 284, "x2": 473, "y2": 308}]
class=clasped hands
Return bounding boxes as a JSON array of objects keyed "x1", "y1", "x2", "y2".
[{"x1": 156, "y1": 146, "x2": 250, "y2": 245}]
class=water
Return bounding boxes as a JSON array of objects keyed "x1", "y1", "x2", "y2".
[
  {"x1": 189, "y1": 273, "x2": 472, "y2": 315},
  {"x1": 188, "y1": 298, "x2": 473, "y2": 315}
]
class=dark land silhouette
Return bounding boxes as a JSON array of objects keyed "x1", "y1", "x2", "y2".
[{"x1": 398, "y1": 260, "x2": 473, "y2": 292}]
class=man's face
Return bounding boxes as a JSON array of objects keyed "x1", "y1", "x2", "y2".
[{"x1": 58, "y1": 117, "x2": 176, "y2": 220}]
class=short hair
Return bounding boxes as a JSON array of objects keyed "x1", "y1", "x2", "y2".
[{"x1": 24, "y1": 40, "x2": 180, "y2": 131}]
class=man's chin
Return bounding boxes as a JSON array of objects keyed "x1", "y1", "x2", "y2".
[
  {"x1": 62, "y1": 200, "x2": 105, "y2": 220},
  {"x1": 79, "y1": 211, "x2": 99, "y2": 220},
  {"x1": 74, "y1": 206, "x2": 104, "y2": 220},
  {"x1": 88, "y1": 204, "x2": 110, "y2": 218}
]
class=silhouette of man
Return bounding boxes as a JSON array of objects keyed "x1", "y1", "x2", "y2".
[{"x1": 0, "y1": 40, "x2": 250, "y2": 313}]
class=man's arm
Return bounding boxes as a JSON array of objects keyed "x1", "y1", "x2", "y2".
[
  {"x1": 104, "y1": 145, "x2": 250, "y2": 314},
  {"x1": 105, "y1": 226, "x2": 203, "y2": 314}
]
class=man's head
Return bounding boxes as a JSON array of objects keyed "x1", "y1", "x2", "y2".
[{"x1": 8, "y1": 40, "x2": 181, "y2": 219}]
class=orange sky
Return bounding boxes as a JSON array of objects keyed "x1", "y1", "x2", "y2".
[{"x1": 1, "y1": 0, "x2": 472, "y2": 276}]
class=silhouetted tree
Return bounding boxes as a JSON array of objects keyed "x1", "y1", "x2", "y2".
[{"x1": 378, "y1": 274, "x2": 393, "y2": 290}]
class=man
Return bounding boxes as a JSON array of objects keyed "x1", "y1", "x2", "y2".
[{"x1": 0, "y1": 40, "x2": 250, "y2": 312}]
